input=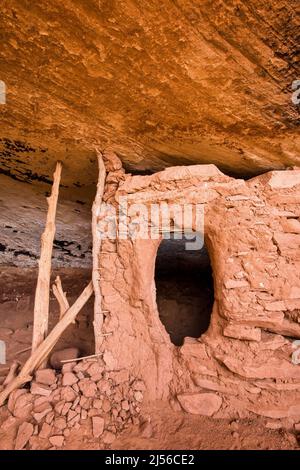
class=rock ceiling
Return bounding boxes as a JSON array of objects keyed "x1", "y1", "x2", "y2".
[{"x1": 0, "y1": 0, "x2": 299, "y2": 188}]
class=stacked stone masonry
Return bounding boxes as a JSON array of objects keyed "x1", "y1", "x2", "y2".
[
  {"x1": 3, "y1": 358, "x2": 144, "y2": 450},
  {"x1": 97, "y1": 156, "x2": 300, "y2": 424}
]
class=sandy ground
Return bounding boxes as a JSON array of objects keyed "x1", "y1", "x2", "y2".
[{"x1": 0, "y1": 267, "x2": 299, "y2": 450}]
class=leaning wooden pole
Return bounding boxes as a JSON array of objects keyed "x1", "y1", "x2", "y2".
[
  {"x1": 32, "y1": 161, "x2": 62, "y2": 354},
  {"x1": 52, "y1": 276, "x2": 70, "y2": 320},
  {"x1": 92, "y1": 152, "x2": 106, "y2": 353},
  {"x1": 0, "y1": 281, "x2": 93, "y2": 406}
]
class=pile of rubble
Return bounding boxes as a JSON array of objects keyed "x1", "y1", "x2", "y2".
[{"x1": 5, "y1": 357, "x2": 145, "y2": 450}]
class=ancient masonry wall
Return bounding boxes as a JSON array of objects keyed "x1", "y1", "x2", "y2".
[{"x1": 98, "y1": 155, "x2": 300, "y2": 422}]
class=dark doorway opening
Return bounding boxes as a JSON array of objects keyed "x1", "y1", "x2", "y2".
[{"x1": 155, "y1": 235, "x2": 214, "y2": 346}]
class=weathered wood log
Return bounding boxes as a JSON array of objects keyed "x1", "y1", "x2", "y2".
[
  {"x1": 32, "y1": 162, "x2": 62, "y2": 354},
  {"x1": 3, "y1": 360, "x2": 20, "y2": 386},
  {"x1": 92, "y1": 151, "x2": 106, "y2": 353},
  {"x1": 0, "y1": 281, "x2": 93, "y2": 407},
  {"x1": 52, "y1": 276, "x2": 69, "y2": 320}
]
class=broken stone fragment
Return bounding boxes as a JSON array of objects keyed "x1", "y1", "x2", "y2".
[
  {"x1": 62, "y1": 372, "x2": 78, "y2": 386},
  {"x1": 11, "y1": 391, "x2": 33, "y2": 419},
  {"x1": 71, "y1": 396, "x2": 80, "y2": 409},
  {"x1": 281, "y1": 218, "x2": 300, "y2": 234},
  {"x1": 50, "y1": 348, "x2": 80, "y2": 369},
  {"x1": 49, "y1": 435, "x2": 64, "y2": 448},
  {"x1": 60, "y1": 386, "x2": 77, "y2": 402},
  {"x1": 230, "y1": 420, "x2": 239, "y2": 431},
  {"x1": 55, "y1": 400, "x2": 66, "y2": 415},
  {"x1": 31, "y1": 382, "x2": 52, "y2": 396},
  {"x1": 134, "y1": 391, "x2": 143, "y2": 403},
  {"x1": 68, "y1": 414, "x2": 80, "y2": 427},
  {"x1": 73, "y1": 361, "x2": 90, "y2": 373},
  {"x1": 33, "y1": 407, "x2": 52, "y2": 423},
  {"x1": 113, "y1": 390, "x2": 123, "y2": 403},
  {"x1": 53, "y1": 416, "x2": 67, "y2": 431},
  {"x1": 75, "y1": 405, "x2": 81, "y2": 414},
  {"x1": 34, "y1": 395, "x2": 49, "y2": 408},
  {"x1": 287, "y1": 287, "x2": 300, "y2": 299},
  {"x1": 121, "y1": 400, "x2": 130, "y2": 411},
  {"x1": 96, "y1": 379, "x2": 111, "y2": 395},
  {"x1": 50, "y1": 388, "x2": 61, "y2": 401},
  {"x1": 265, "y1": 421, "x2": 282, "y2": 430},
  {"x1": 67, "y1": 409, "x2": 77, "y2": 421},
  {"x1": 102, "y1": 398, "x2": 112, "y2": 413},
  {"x1": 223, "y1": 324, "x2": 261, "y2": 341},
  {"x1": 92, "y1": 416, "x2": 105, "y2": 438},
  {"x1": 223, "y1": 356, "x2": 300, "y2": 380},
  {"x1": 224, "y1": 279, "x2": 249, "y2": 289},
  {"x1": 88, "y1": 408, "x2": 99, "y2": 417},
  {"x1": 248, "y1": 403, "x2": 300, "y2": 419},
  {"x1": 35, "y1": 368, "x2": 56, "y2": 386},
  {"x1": 131, "y1": 380, "x2": 145, "y2": 391},
  {"x1": 61, "y1": 362, "x2": 77, "y2": 374},
  {"x1": 61, "y1": 402, "x2": 72, "y2": 416},
  {"x1": 86, "y1": 362, "x2": 103, "y2": 380},
  {"x1": 119, "y1": 410, "x2": 128, "y2": 420},
  {"x1": 264, "y1": 300, "x2": 286, "y2": 311},
  {"x1": 78, "y1": 378, "x2": 97, "y2": 398},
  {"x1": 93, "y1": 398, "x2": 102, "y2": 409},
  {"x1": 103, "y1": 351, "x2": 116, "y2": 369},
  {"x1": 268, "y1": 171, "x2": 300, "y2": 189},
  {"x1": 15, "y1": 422, "x2": 34, "y2": 450},
  {"x1": 102, "y1": 430, "x2": 116, "y2": 445},
  {"x1": 1, "y1": 415, "x2": 17, "y2": 431},
  {"x1": 33, "y1": 400, "x2": 53, "y2": 414},
  {"x1": 45, "y1": 411, "x2": 55, "y2": 424},
  {"x1": 79, "y1": 396, "x2": 90, "y2": 409},
  {"x1": 39, "y1": 422, "x2": 52, "y2": 439},
  {"x1": 8, "y1": 389, "x2": 27, "y2": 414},
  {"x1": 177, "y1": 392, "x2": 222, "y2": 416},
  {"x1": 273, "y1": 233, "x2": 300, "y2": 256},
  {"x1": 72, "y1": 383, "x2": 80, "y2": 393}
]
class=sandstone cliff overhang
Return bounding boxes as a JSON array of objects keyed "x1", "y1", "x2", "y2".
[{"x1": 1, "y1": 0, "x2": 299, "y2": 186}]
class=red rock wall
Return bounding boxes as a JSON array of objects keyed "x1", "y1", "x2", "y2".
[{"x1": 97, "y1": 158, "x2": 300, "y2": 422}]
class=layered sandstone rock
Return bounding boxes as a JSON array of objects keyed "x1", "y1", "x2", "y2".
[{"x1": 0, "y1": 0, "x2": 299, "y2": 186}]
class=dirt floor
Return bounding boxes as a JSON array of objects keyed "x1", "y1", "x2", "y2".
[{"x1": 0, "y1": 267, "x2": 299, "y2": 450}]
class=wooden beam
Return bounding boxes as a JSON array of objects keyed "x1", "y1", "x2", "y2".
[
  {"x1": 52, "y1": 276, "x2": 70, "y2": 320},
  {"x1": 32, "y1": 161, "x2": 62, "y2": 354},
  {"x1": 0, "y1": 281, "x2": 93, "y2": 407},
  {"x1": 3, "y1": 361, "x2": 20, "y2": 386},
  {"x1": 92, "y1": 151, "x2": 106, "y2": 353}
]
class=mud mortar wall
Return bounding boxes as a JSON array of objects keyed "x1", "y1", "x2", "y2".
[{"x1": 97, "y1": 161, "x2": 300, "y2": 420}]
